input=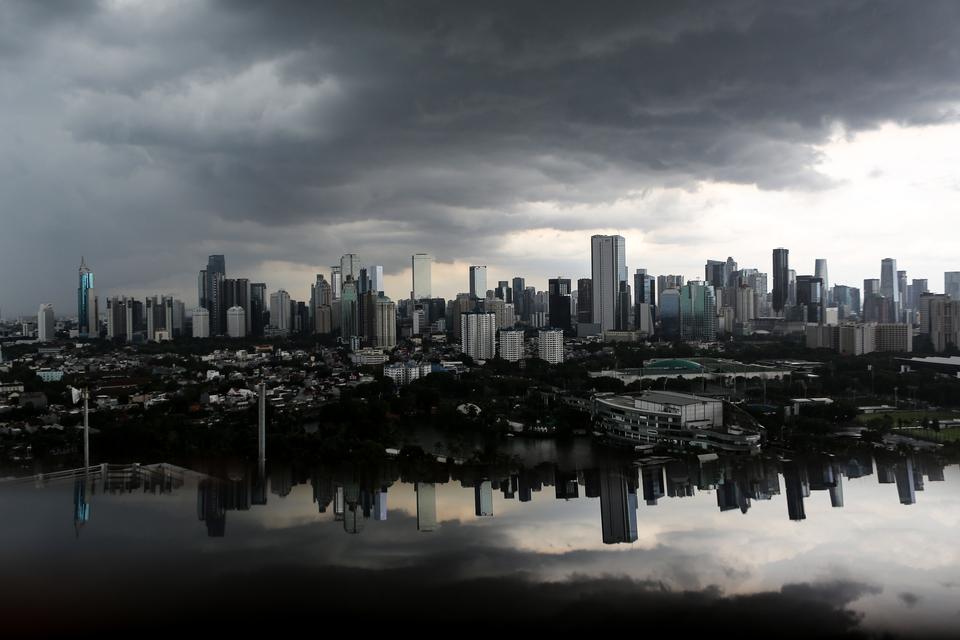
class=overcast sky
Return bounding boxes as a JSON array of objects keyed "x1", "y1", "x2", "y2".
[{"x1": 3, "y1": 1, "x2": 960, "y2": 316}]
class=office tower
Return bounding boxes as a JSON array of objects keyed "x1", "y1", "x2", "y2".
[
  {"x1": 145, "y1": 296, "x2": 162, "y2": 341},
  {"x1": 772, "y1": 248, "x2": 789, "y2": 313},
  {"x1": 469, "y1": 265, "x2": 488, "y2": 300},
  {"x1": 369, "y1": 265, "x2": 384, "y2": 295},
  {"x1": 537, "y1": 329, "x2": 564, "y2": 364},
  {"x1": 617, "y1": 280, "x2": 632, "y2": 330},
  {"x1": 796, "y1": 275, "x2": 824, "y2": 323},
  {"x1": 416, "y1": 482, "x2": 437, "y2": 532},
  {"x1": 227, "y1": 306, "x2": 246, "y2": 338},
  {"x1": 909, "y1": 279, "x2": 929, "y2": 312},
  {"x1": 106, "y1": 297, "x2": 126, "y2": 340},
  {"x1": 660, "y1": 289, "x2": 681, "y2": 339},
  {"x1": 522, "y1": 286, "x2": 536, "y2": 323},
  {"x1": 460, "y1": 311, "x2": 497, "y2": 360},
  {"x1": 411, "y1": 253, "x2": 433, "y2": 299},
  {"x1": 77, "y1": 257, "x2": 96, "y2": 337},
  {"x1": 735, "y1": 285, "x2": 755, "y2": 323},
  {"x1": 123, "y1": 299, "x2": 143, "y2": 343},
  {"x1": 495, "y1": 280, "x2": 511, "y2": 302},
  {"x1": 833, "y1": 285, "x2": 861, "y2": 319},
  {"x1": 199, "y1": 255, "x2": 226, "y2": 335},
  {"x1": 192, "y1": 307, "x2": 210, "y2": 338},
  {"x1": 474, "y1": 481, "x2": 494, "y2": 517},
  {"x1": 633, "y1": 269, "x2": 656, "y2": 307},
  {"x1": 250, "y1": 283, "x2": 267, "y2": 336},
  {"x1": 705, "y1": 260, "x2": 725, "y2": 288},
  {"x1": 946, "y1": 272, "x2": 960, "y2": 299},
  {"x1": 499, "y1": 329, "x2": 524, "y2": 361},
  {"x1": 480, "y1": 297, "x2": 511, "y2": 329},
  {"x1": 372, "y1": 295, "x2": 397, "y2": 349},
  {"x1": 162, "y1": 297, "x2": 185, "y2": 338},
  {"x1": 863, "y1": 278, "x2": 880, "y2": 296},
  {"x1": 599, "y1": 467, "x2": 638, "y2": 544},
  {"x1": 814, "y1": 259, "x2": 829, "y2": 304},
  {"x1": 576, "y1": 278, "x2": 592, "y2": 324},
  {"x1": 898, "y1": 269, "x2": 908, "y2": 309},
  {"x1": 269, "y1": 289, "x2": 291, "y2": 333},
  {"x1": 679, "y1": 281, "x2": 717, "y2": 341},
  {"x1": 339, "y1": 279, "x2": 359, "y2": 338},
  {"x1": 787, "y1": 269, "x2": 797, "y2": 306},
  {"x1": 547, "y1": 277, "x2": 572, "y2": 330},
  {"x1": 37, "y1": 304, "x2": 55, "y2": 342},
  {"x1": 330, "y1": 265, "x2": 342, "y2": 300},
  {"x1": 340, "y1": 254, "x2": 361, "y2": 284},
  {"x1": 591, "y1": 234, "x2": 627, "y2": 331},
  {"x1": 511, "y1": 277, "x2": 526, "y2": 319},
  {"x1": 880, "y1": 258, "x2": 899, "y2": 308}
]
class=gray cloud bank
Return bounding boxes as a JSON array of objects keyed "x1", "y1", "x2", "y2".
[{"x1": 3, "y1": 1, "x2": 960, "y2": 312}]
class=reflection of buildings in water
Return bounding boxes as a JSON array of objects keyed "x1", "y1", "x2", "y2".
[
  {"x1": 73, "y1": 477, "x2": 90, "y2": 537},
  {"x1": 334, "y1": 485, "x2": 345, "y2": 521},
  {"x1": 474, "y1": 480, "x2": 493, "y2": 517},
  {"x1": 197, "y1": 479, "x2": 227, "y2": 537},
  {"x1": 894, "y1": 458, "x2": 916, "y2": 505},
  {"x1": 554, "y1": 469, "x2": 579, "y2": 500},
  {"x1": 665, "y1": 460, "x2": 695, "y2": 498},
  {"x1": 500, "y1": 475, "x2": 518, "y2": 500},
  {"x1": 374, "y1": 488, "x2": 388, "y2": 521},
  {"x1": 783, "y1": 462, "x2": 806, "y2": 522},
  {"x1": 829, "y1": 470, "x2": 844, "y2": 508},
  {"x1": 641, "y1": 464, "x2": 665, "y2": 506},
  {"x1": 312, "y1": 472, "x2": 334, "y2": 513},
  {"x1": 270, "y1": 465, "x2": 293, "y2": 499},
  {"x1": 598, "y1": 466, "x2": 638, "y2": 544},
  {"x1": 416, "y1": 482, "x2": 437, "y2": 532}
]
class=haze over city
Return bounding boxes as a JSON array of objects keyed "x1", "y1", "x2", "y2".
[{"x1": 3, "y1": 1, "x2": 960, "y2": 314}]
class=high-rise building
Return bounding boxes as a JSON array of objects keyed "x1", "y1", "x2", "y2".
[
  {"x1": 909, "y1": 279, "x2": 929, "y2": 312},
  {"x1": 814, "y1": 259, "x2": 829, "y2": 305},
  {"x1": 37, "y1": 304, "x2": 55, "y2": 342},
  {"x1": 227, "y1": 306, "x2": 246, "y2": 338},
  {"x1": 705, "y1": 260, "x2": 725, "y2": 288},
  {"x1": 498, "y1": 329, "x2": 524, "y2": 362},
  {"x1": 537, "y1": 329, "x2": 564, "y2": 364},
  {"x1": 511, "y1": 277, "x2": 526, "y2": 319},
  {"x1": 372, "y1": 295, "x2": 396, "y2": 349},
  {"x1": 547, "y1": 277, "x2": 572, "y2": 331},
  {"x1": 946, "y1": 272, "x2": 960, "y2": 299},
  {"x1": 200, "y1": 255, "x2": 226, "y2": 335},
  {"x1": 331, "y1": 265, "x2": 342, "y2": 300},
  {"x1": 660, "y1": 289, "x2": 681, "y2": 339},
  {"x1": 106, "y1": 297, "x2": 129, "y2": 340},
  {"x1": 796, "y1": 275, "x2": 824, "y2": 324},
  {"x1": 927, "y1": 296, "x2": 960, "y2": 352},
  {"x1": 269, "y1": 290, "x2": 291, "y2": 333},
  {"x1": 898, "y1": 270, "x2": 909, "y2": 310},
  {"x1": 576, "y1": 278, "x2": 592, "y2": 324},
  {"x1": 192, "y1": 307, "x2": 210, "y2": 338},
  {"x1": 772, "y1": 248, "x2": 789, "y2": 313},
  {"x1": 340, "y1": 279, "x2": 359, "y2": 339},
  {"x1": 460, "y1": 311, "x2": 497, "y2": 360},
  {"x1": 591, "y1": 235, "x2": 626, "y2": 331},
  {"x1": 469, "y1": 266, "x2": 488, "y2": 300},
  {"x1": 495, "y1": 280, "x2": 511, "y2": 302},
  {"x1": 412, "y1": 253, "x2": 433, "y2": 300},
  {"x1": 880, "y1": 258, "x2": 899, "y2": 308},
  {"x1": 250, "y1": 283, "x2": 267, "y2": 336},
  {"x1": 833, "y1": 285, "x2": 861, "y2": 319},
  {"x1": 679, "y1": 281, "x2": 717, "y2": 342},
  {"x1": 77, "y1": 257, "x2": 96, "y2": 337},
  {"x1": 598, "y1": 467, "x2": 638, "y2": 544},
  {"x1": 340, "y1": 254, "x2": 362, "y2": 284}
]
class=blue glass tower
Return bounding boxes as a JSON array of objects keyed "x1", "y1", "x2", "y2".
[{"x1": 77, "y1": 257, "x2": 95, "y2": 336}]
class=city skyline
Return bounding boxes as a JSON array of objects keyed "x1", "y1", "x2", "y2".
[{"x1": 4, "y1": 3, "x2": 960, "y2": 315}]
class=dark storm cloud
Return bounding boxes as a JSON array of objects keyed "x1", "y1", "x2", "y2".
[{"x1": 4, "y1": 0, "x2": 960, "y2": 311}]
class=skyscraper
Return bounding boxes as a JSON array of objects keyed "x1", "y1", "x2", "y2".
[
  {"x1": 796, "y1": 275, "x2": 824, "y2": 324},
  {"x1": 512, "y1": 277, "x2": 526, "y2": 319},
  {"x1": 227, "y1": 306, "x2": 246, "y2": 338},
  {"x1": 469, "y1": 266, "x2": 488, "y2": 300},
  {"x1": 37, "y1": 304, "x2": 55, "y2": 342},
  {"x1": 576, "y1": 278, "x2": 592, "y2": 324},
  {"x1": 340, "y1": 254, "x2": 361, "y2": 284},
  {"x1": 547, "y1": 277, "x2": 572, "y2": 330},
  {"x1": 269, "y1": 289, "x2": 291, "y2": 333},
  {"x1": 814, "y1": 259, "x2": 829, "y2": 304},
  {"x1": 77, "y1": 257, "x2": 96, "y2": 337},
  {"x1": 330, "y1": 265, "x2": 342, "y2": 300},
  {"x1": 772, "y1": 248, "x2": 789, "y2": 313},
  {"x1": 199, "y1": 254, "x2": 226, "y2": 336},
  {"x1": 946, "y1": 272, "x2": 960, "y2": 299},
  {"x1": 591, "y1": 235, "x2": 626, "y2": 331},
  {"x1": 412, "y1": 253, "x2": 433, "y2": 300},
  {"x1": 679, "y1": 281, "x2": 717, "y2": 341},
  {"x1": 880, "y1": 258, "x2": 899, "y2": 307}
]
